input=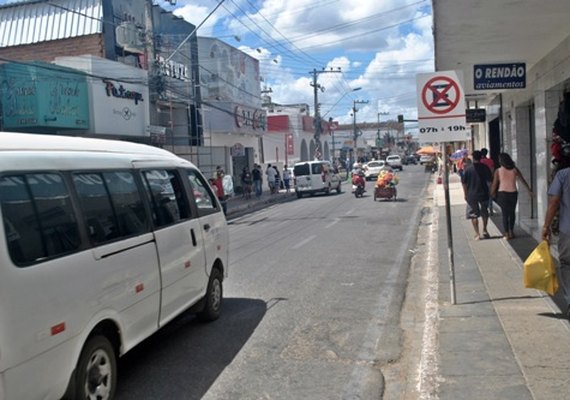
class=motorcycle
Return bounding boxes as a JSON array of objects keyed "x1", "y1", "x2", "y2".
[{"x1": 353, "y1": 183, "x2": 365, "y2": 198}]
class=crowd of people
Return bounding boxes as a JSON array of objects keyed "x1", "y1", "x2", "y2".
[
  {"x1": 209, "y1": 164, "x2": 292, "y2": 213},
  {"x1": 459, "y1": 148, "x2": 532, "y2": 241}
]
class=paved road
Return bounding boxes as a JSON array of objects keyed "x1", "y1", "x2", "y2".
[{"x1": 114, "y1": 165, "x2": 431, "y2": 399}]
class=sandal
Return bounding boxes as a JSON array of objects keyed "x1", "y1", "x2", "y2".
[{"x1": 483, "y1": 232, "x2": 490, "y2": 239}]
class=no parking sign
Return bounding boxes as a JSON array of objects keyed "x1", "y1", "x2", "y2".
[{"x1": 416, "y1": 71, "x2": 469, "y2": 142}]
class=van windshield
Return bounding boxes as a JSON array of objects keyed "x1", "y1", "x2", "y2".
[
  {"x1": 294, "y1": 163, "x2": 327, "y2": 176},
  {"x1": 294, "y1": 164, "x2": 310, "y2": 176}
]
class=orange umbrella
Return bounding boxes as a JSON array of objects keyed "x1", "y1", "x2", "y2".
[{"x1": 416, "y1": 146, "x2": 438, "y2": 155}]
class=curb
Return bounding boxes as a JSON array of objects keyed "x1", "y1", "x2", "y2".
[{"x1": 226, "y1": 193, "x2": 297, "y2": 219}]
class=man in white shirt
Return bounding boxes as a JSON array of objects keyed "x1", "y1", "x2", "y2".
[{"x1": 266, "y1": 164, "x2": 277, "y2": 194}]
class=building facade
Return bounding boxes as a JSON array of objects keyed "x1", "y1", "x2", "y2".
[{"x1": 433, "y1": 0, "x2": 570, "y2": 240}]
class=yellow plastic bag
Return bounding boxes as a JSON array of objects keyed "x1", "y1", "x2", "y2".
[{"x1": 523, "y1": 240, "x2": 559, "y2": 295}]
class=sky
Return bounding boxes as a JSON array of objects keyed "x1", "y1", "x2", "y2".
[
  {"x1": 0, "y1": 0, "x2": 435, "y2": 131},
  {"x1": 162, "y1": 0, "x2": 435, "y2": 130}
]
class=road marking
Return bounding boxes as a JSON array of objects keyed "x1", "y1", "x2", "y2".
[
  {"x1": 325, "y1": 219, "x2": 339, "y2": 229},
  {"x1": 291, "y1": 235, "x2": 316, "y2": 249}
]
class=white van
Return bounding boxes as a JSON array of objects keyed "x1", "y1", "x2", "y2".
[
  {"x1": 293, "y1": 160, "x2": 342, "y2": 198},
  {"x1": 0, "y1": 132, "x2": 229, "y2": 400}
]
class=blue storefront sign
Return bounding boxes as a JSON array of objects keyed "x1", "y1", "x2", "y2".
[
  {"x1": 0, "y1": 62, "x2": 89, "y2": 130},
  {"x1": 473, "y1": 63, "x2": 526, "y2": 90}
]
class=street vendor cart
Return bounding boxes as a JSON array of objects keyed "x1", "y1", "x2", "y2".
[
  {"x1": 374, "y1": 169, "x2": 398, "y2": 201},
  {"x1": 374, "y1": 185, "x2": 397, "y2": 201}
]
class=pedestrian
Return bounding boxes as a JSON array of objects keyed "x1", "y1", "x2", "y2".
[
  {"x1": 456, "y1": 152, "x2": 469, "y2": 180},
  {"x1": 266, "y1": 164, "x2": 277, "y2": 194},
  {"x1": 542, "y1": 159, "x2": 570, "y2": 317},
  {"x1": 252, "y1": 164, "x2": 262, "y2": 197},
  {"x1": 490, "y1": 152, "x2": 532, "y2": 240},
  {"x1": 241, "y1": 167, "x2": 252, "y2": 199},
  {"x1": 222, "y1": 171, "x2": 234, "y2": 198},
  {"x1": 283, "y1": 165, "x2": 291, "y2": 193},
  {"x1": 213, "y1": 165, "x2": 223, "y2": 180},
  {"x1": 462, "y1": 150, "x2": 493, "y2": 240},
  {"x1": 480, "y1": 148, "x2": 495, "y2": 215},
  {"x1": 273, "y1": 165, "x2": 281, "y2": 192},
  {"x1": 212, "y1": 170, "x2": 227, "y2": 215}
]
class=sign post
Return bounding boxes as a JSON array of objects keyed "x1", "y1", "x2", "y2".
[{"x1": 417, "y1": 70, "x2": 469, "y2": 305}]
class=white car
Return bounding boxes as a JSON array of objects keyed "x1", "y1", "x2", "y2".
[
  {"x1": 386, "y1": 155, "x2": 403, "y2": 171},
  {"x1": 363, "y1": 160, "x2": 386, "y2": 180},
  {"x1": 419, "y1": 155, "x2": 435, "y2": 165}
]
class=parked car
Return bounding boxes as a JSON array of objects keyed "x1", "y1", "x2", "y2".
[
  {"x1": 419, "y1": 154, "x2": 435, "y2": 165},
  {"x1": 363, "y1": 160, "x2": 386, "y2": 180},
  {"x1": 386, "y1": 155, "x2": 403, "y2": 171},
  {"x1": 293, "y1": 160, "x2": 342, "y2": 198}
]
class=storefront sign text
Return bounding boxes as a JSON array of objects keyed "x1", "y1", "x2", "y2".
[{"x1": 103, "y1": 80, "x2": 144, "y2": 105}]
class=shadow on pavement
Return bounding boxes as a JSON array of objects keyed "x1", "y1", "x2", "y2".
[
  {"x1": 459, "y1": 295, "x2": 544, "y2": 306},
  {"x1": 490, "y1": 213, "x2": 567, "y2": 314},
  {"x1": 115, "y1": 298, "x2": 268, "y2": 400},
  {"x1": 537, "y1": 312, "x2": 569, "y2": 320}
]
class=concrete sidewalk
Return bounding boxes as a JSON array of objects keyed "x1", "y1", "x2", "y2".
[
  {"x1": 225, "y1": 188, "x2": 297, "y2": 219},
  {"x1": 434, "y1": 174, "x2": 570, "y2": 399}
]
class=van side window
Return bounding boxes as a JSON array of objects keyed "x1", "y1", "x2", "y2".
[
  {"x1": 142, "y1": 170, "x2": 190, "y2": 228},
  {"x1": 0, "y1": 173, "x2": 81, "y2": 266},
  {"x1": 73, "y1": 172, "x2": 148, "y2": 245},
  {"x1": 185, "y1": 169, "x2": 217, "y2": 213}
]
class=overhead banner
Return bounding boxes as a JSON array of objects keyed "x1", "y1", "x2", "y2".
[{"x1": 416, "y1": 70, "x2": 469, "y2": 143}]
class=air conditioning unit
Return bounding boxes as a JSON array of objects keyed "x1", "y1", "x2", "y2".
[{"x1": 116, "y1": 22, "x2": 145, "y2": 54}]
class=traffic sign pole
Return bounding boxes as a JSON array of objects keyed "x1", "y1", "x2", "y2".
[
  {"x1": 417, "y1": 71, "x2": 467, "y2": 305},
  {"x1": 443, "y1": 143, "x2": 457, "y2": 304}
]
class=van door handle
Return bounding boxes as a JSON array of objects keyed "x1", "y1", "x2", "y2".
[
  {"x1": 203, "y1": 223, "x2": 211, "y2": 232},
  {"x1": 190, "y1": 229, "x2": 197, "y2": 246}
]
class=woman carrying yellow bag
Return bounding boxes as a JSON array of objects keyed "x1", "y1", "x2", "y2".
[{"x1": 523, "y1": 241, "x2": 559, "y2": 296}]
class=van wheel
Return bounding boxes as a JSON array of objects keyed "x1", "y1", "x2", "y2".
[
  {"x1": 73, "y1": 335, "x2": 117, "y2": 400},
  {"x1": 325, "y1": 185, "x2": 331, "y2": 195},
  {"x1": 336, "y1": 183, "x2": 342, "y2": 194},
  {"x1": 198, "y1": 268, "x2": 223, "y2": 322},
  {"x1": 296, "y1": 191, "x2": 303, "y2": 199}
]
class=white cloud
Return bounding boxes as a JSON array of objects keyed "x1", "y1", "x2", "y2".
[
  {"x1": 172, "y1": 0, "x2": 434, "y2": 127},
  {"x1": 172, "y1": 1, "x2": 227, "y2": 37}
]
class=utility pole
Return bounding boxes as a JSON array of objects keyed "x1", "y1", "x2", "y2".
[
  {"x1": 376, "y1": 112, "x2": 389, "y2": 151},
  {"x1": 352, "y1": 99, "x2": 368, "y2": 164},
  {"x1": 309, "y1": 68, "x2": 341, "y2": 160}
]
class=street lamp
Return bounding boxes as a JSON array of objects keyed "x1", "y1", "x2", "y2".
[
  {"x1": 310, "y1": 68, "x2": 341, "y2": 160},
  {"x1": 352, "y1": 99, "x2": 369, "y2": 165}
]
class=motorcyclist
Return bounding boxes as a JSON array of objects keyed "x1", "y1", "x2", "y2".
[
  {"x1": 351, "y1": 162, "x2": 363, "y2": 177},
  {"x1": 352, "y1": 170, "x2": 366, "y2": 189}
]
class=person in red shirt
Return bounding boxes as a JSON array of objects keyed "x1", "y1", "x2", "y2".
[
  {"x1": 352, "y1": 171, "x2": 366, "y2": 188},
  {"x1": 212, "y1": 172, "x2": 227, "y2": 215}
]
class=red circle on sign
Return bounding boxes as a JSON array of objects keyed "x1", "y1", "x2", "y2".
[{"x1": 421, "y1": 76, "x2": 461, "y2": 115}]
